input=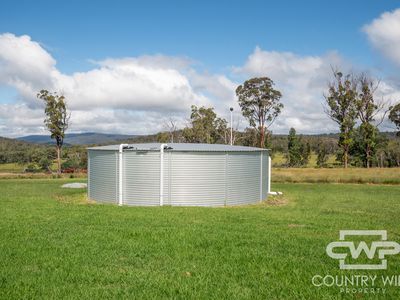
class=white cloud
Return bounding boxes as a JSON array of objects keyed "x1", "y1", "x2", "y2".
[
  {"x1": 1, "y1": 32, "x2": 398, "y2": 138},
  {"x1": 60, "y1": 59, "x2": 209, "y2": 111},
  {"x1": 363, "y1": 8, "x2": 400, "y2": 65},
  {"x1": 235, "y1": 47, "x2": 344, "y2": 133},
  {"x1": 0, "y1": 33, "x2": 234, "y2": 136}
]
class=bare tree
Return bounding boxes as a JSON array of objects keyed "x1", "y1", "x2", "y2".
[{"x1": 163, "y1": 117, "x2": 178, "y2": 143}]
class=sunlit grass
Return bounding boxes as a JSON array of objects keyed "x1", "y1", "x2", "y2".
[
  {"x1": 272, "y1": 167, "x2": 400, "y2": 184},
  {"x1": 272, "y1": 152, "x2": 337, "y2": 167},
  {"x1": 0, "y1": 179, "x2": 399, "y2": 299}
]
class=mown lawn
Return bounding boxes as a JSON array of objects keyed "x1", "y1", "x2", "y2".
[{"x1": 0, "y1": 179, "x2": 400, "y2": 299}]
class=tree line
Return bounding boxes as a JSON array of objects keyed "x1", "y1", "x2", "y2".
[
  {"x1": 155, "y1": 73, "x2": 400, "y2": 168},
  {"x1": 2, "y1": 70, "x2": 399, "y2": 173}
]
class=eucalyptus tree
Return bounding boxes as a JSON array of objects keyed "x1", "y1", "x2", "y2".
[
  {"x1": 389, "y1": 103, "x2": 400, "y2": 136},
  {"x1": 355, "y1": 74, "x2": 387, "y2": 168},
  {"x1": 324, "y1": 71, "x2": 358, "y2": 168},
  {"x1": 236, "y1": 77, "x2": 283, "y2": 148},
  {"x1": 37, "y1": 90, "x2": 70, "y2": 174},
  {"x1": 182, "y1": 105, "x2": 228, "y2": 144}
]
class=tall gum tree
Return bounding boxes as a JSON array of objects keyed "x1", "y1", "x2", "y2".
[
  {"x1": 37, "y1": 90, "x2": 70, "y2": 174},
  {"x1": 355, "y1": 74, "x2": 387, "y2": 168},
  {"x1": 324, "y1": 71, "x2": 358, "y2": 168},
  {"x1": 389, "y1": 103, "x2": 400, "y2": 136},
  {"x1": 236, "y1": 77, "x2": 283, "y2": 148}
]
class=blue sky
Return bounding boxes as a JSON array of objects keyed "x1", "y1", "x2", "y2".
[
  {"x1": 1, "y1": 0, "x2": 398, "y2": 72},
  {"x1": 0, "y1": 0, "x2": 400, "y2": 136}
]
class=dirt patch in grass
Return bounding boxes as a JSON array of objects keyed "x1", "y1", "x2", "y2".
[
  {"x1": 288, "y1": 223, "x2": 306, "y2": 228},
  {"x1": 266, "y1": 196, "x2": 289, "y2": 206},
  {"x1": 55, "y1": 193, "x2": 91, "y2": 205}
]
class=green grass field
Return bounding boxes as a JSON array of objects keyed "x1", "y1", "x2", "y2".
[
  {"x1": 0, "y1": 163, "x2": 24, "y2": 173},
  {"x1": 273, "y1": 167, "x2": 400, "y2": 184},
  {"x1": 0, "y1": 162, "x2": 61, "y2": 174},
  {"x1": 271, "y1": 152, "x2": 338, "y2": 168},
  {"x1": 0, "y1": 179, "x2": 400, "y2": 299}
]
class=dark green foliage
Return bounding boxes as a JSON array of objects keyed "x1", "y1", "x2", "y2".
[
  {"x1": 324, "y1": 71, "x2": 358, "y2": 168},
  {"x1": 61, "y1": 158, "x2": 80, "y2": 170},
  {"x1": 182, "y1": 105, "x2": 228, "y2": 144},
  {"x1": 389, "y1": 103, "x2": 400, "y2": 135},
  {"x1": 299, "y1": 142, "x2": 311, "y2": 166},
  {"x1": 286, "y1": 128, "x2": 310, "y2": 167},
  {"x1": 355, "y1": 75, "x2": 383, "y2": 168},
  {"x1": 316, "y1": 140, "x2": 330, "y2": 167},
  {"x1": 38, "y1": 157, "x2": 52, "y2": 171},
  {"x1": 156, "y1": 132, "x2": 170, "y2": 143},
  {"x1": 236, "y1": 77, "x2": 283, "y2": 148},
  {"x1": 350, "y1": 125, "x2": 379, "y2": 167},
  {"x1": 37, "y1": 90, "x2": 70, "y2": 174},
  {"x1": 62, "y1": 146, "x2": 88, "y2": 170},
  {"x1": 287, "y1": 128, "x2": 301, "y2": 167},
  {"x1": 375, "y1": 138, "x2": 400, "y2": 167},
  {"x1": 240, "y1": 127, "x2": 259, "y2": 147}
]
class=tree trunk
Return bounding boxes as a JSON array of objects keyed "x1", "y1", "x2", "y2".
[
  {"x1": 344, "y1": 148, "x2": 348, "y2": 169},
  {"x1": 366, "y1": 146, "x2": 370, "y2": 169},
  {"x1": 259, "y1": 126, "x2": 265, "y2": 148},
  {"x1": 56, "y1": 146, "x2": 61, "y2": 175}
]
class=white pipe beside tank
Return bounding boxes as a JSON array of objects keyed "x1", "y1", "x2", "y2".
[
  {"x1": 118, "y1": 144, "x2": 128, "y2": 206},
  {"x1": 159, "y1": 144, "x2": 167, "y2": 206}
]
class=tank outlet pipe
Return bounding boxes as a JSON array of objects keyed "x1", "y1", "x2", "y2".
[
  {"x1": 159, "y1": 144, "x2": 168, "y2": 206},
  {"x1": 118, "y1": 144, "x2": 128, "y2": 206},
  {"x1": 267, "y1": 155, "x2": 283, "y2": 196}
]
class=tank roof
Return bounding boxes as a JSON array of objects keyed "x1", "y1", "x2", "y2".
[{"x1": 87, "y1": 143, "x2": 268, "y2": 152}]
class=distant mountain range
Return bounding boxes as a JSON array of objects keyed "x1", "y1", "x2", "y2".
[
  {"x1": 14, "y1": 131, "x2": 398, "y2": 146},
  {"x1": 17, "y1": 132, "x2": 139, "y2": 145}
]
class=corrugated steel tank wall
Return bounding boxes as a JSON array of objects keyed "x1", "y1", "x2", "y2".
[
  {"x1": 226, "y1": 152, "x2": 261, "y2": 206},
  {"x1": 168, "y1": 152, "x2": 226, "y2": 206},
  {"x1": 88, "y1": 149, "x2": 269, "y2": 206},
  {"x1": 88, "y1": 150, "x2": 118, "y2": 203},
  {"x1": 122, "y1": 151, "x2": 160, "y2": 206}
]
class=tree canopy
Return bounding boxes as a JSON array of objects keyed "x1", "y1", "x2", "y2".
[
  {"x1": 182, "y1": 105, "x2": 228, "y2": 144},
  {"x1": 324, "y1": 71, "x2": 358, "y2": 168},
  {"x1": 389, "y1": 103, "x2": 400, "y2": 136},
  {"x1": 236, "y1": 77, "x2": 283, "y2": 148},
  {"x1": 37, "y1": 90, "x2": 70, "y2": 174}
]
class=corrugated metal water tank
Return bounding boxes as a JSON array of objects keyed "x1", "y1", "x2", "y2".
[{"x1": 88, "y1": 143, "x2": 270, "y2": 206}]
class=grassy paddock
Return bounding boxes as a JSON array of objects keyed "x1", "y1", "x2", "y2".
[
  {"x1": 0, "y1": 163, "x2": 24, "y2": 173},
  {"x1": 1, "y1": 167, "x2": 399, "y2": 185},
  {"x1": 272, "y1": 152, "x2": 337, "y2": 168},
  {"x1": 273, "y1": 167, "x2": 400, "y2": 184},
  {"x1": 0, "y1": 179, "x2": 400, "y2": 299}
]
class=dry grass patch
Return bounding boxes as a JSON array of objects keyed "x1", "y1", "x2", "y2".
[{"x1": 272, "y1": 167, "x2": 400, "y2": 184}]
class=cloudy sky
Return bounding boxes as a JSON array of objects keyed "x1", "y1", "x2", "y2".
[{"x1": 0, "y1": 0, "x2": 400, "y2": 137}]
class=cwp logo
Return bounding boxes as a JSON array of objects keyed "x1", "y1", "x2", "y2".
[{"x1": 326, "y1": 230, "x2": 400, "y2": 270}]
